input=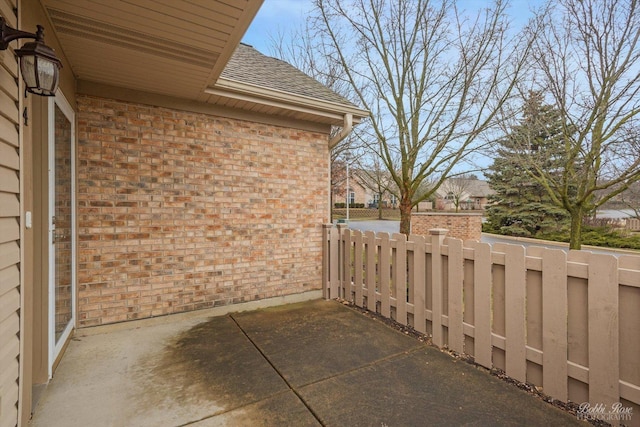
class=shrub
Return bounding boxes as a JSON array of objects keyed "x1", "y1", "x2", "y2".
[
  {"x1": 487, "y1": 220, "x2": 640, "y2": 250},
  {"x1": 538, "y1": 226, "x2": 640, "y2": 250}
]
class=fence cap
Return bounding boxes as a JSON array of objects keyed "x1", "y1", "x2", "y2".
[{"x1": 429, "y1": 228, "x2": 449, "y2": 235}]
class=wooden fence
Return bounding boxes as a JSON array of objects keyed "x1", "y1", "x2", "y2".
[{"x1": 322, "y1": 225, "x2": 640, "y2": 425}]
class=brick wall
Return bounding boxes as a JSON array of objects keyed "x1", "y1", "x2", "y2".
[
  {"x1": 76, "y1": 95, "x2": 329, "y2": 327},
  {"x1": 411, "y1": 213, "x2": 482, "y2": 241}
]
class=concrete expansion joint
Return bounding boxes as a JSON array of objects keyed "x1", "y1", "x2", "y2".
[
  {"x1": 174, "y1": 389, "x2": 293, "y2": 427},
  {"x1": 228, "y1": 314, "x2": 327, "y2": 426},
  {"x1": 295, "y1": 345, "x2": 426, "y2": 390}
]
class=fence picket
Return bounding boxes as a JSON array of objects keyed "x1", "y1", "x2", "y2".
[
  {"x1": 542, "y1": 249, "x2": 568, "y2": 401},
  {"x1": 392, "y1": 233, "x2": 408, "y2": 326},
  {"x1": 430, "y1": 230, "x2": 447, "y2": 346},
  {"x1": 588, "y1": 254, "x2": 620, "y2": 411},
  {"x1": 365, "y1": 231, "x2": 377, "y2": 311},
  {"x1": 504, "y1": 244, "x2": 527, "y2": 383},
  {"x1": 618, "y1": 256, "x2": 640, "y2": 410},
  {"x1": 411, "y1": 235, "x2": 427, "y2": 334},
  {"x1": 329, "y1": 226, "x2": 340, "y2": 300},
  {"x1": 470, "y1": 241, "x2": 493, "y2": 369},
  {"x1": 342, "y1": 228, "x2": 352, "y2": 301},
  {"x1": 354, "y1": 231, "x2": 364, "y2": 307},
  {"x1": 380, "y1": 233, "x2": 391, "y2": 317},
  {"x1": 446, "y1": 237, "x2": 464, "y2": 353}
]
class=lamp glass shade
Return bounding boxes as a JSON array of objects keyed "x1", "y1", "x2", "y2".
[{"x1": 16, "y1": 41, "x2": 62, "y2": 96}]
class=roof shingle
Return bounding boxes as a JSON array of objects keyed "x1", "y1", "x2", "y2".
[{"x1": 220, "y1": 43, "x2": 356, "y2": 107}]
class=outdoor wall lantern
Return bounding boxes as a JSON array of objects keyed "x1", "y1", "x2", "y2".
[{"x1": 0, "y1": 17, "x2": 62, "y2": 96}]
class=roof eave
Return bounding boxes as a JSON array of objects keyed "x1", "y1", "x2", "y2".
[{"x1": 206, "y1": 77, "x2": 370, "y2": 123}]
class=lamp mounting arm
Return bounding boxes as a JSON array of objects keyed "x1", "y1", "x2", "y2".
[
  {"x1": 0, "y1": 17, "x2": 44, "y2": 50},
  {"x1": 0, "y1": 16, "x2": 62, "y2": 96}
]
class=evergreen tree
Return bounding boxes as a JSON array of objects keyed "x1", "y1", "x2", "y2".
[{"x1": 485, "y1": 92, "x2": 570, "y2": 237}]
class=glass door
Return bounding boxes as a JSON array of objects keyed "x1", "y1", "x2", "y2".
[{"x1": 49, "y1": 91, "x2": 75, "y2": 375}]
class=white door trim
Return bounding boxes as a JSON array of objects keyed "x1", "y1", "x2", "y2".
[{"x1": 48, "y1": 90, "x2": 76, "y2": 378}]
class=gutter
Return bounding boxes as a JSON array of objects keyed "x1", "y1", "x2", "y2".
[
  {"x1": 210, "y1": 78, "x2": 367, "y2": 118},
  {"x1": 207, "y1": 78, "x2": 369, "y2": 148}
]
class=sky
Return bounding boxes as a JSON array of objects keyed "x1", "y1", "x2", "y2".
[
  {"x1": 241, "y1": 0, "x2": 547, "y2": 175},
  {"x1": 242, "y1": 0, "x2": 315, "y2": 54},
  {"x1": 242, "y1": 0, "x2": 545, "y2": 55}
]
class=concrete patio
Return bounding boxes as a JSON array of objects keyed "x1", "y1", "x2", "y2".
[{"x1": 30, "y1": 299, "x2": 583, "y2": 426}]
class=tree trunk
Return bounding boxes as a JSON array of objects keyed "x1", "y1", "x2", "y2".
[
  {"x1": 378, "y1": 202, "x2": 383, "y2": 220},
  {"x1": 569, "y1": 208, "x2": 583, "y2": 250},
  {"x1": 399, "y1": 195, "x2": 412, "y2": 235},
  {"x1": 330, "y1": 191, "x2": 334, "y2": 223}
]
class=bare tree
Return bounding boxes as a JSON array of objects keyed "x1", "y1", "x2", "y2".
[
  {"x1": 311, "y1": 0, "x2": 534, "y2": 234},
  {"x1": 354, "y1": 156, "x2": 395, "y2": 219},
  {"x1": 331, "y1": 158, "x2": 347, "y2": 207},
  {"x1": 518, "y1": 0, "x2": 640, "y2": 249},
  {"x1": 620, "y1": 183, "x2": 640, "y2": 219},
  {"x1": 439, "y1": 174, "x2": 476, "y2": 212}
]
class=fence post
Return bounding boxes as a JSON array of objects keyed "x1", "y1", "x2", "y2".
[
  {"x1": 430, "y1": 229, "x2": 447, "y2": 347},
  {"x1": 322, "y1": 224, "x2": 332, "y2": 299}
]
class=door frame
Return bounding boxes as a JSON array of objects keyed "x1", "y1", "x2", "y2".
[{"x1": 47, "y1": 90, "x2": 76, "y2": 378}]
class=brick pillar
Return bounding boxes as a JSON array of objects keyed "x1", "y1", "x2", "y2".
[{"x1": 411, "y1": 213, "x2": 482, "y2": 241}]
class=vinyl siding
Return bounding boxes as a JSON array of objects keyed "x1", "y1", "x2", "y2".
[{"x1": 0, "y1": 3, "x2": 22, "y2": 426}]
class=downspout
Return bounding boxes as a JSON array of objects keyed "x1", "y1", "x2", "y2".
[{"x1": 328, "y1": 113, "x2": 353, "y2": 149}]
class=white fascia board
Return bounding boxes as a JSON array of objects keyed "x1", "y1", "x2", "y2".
[{"x1": 207, "y1": 77, "x2": 369, "y2": 121}]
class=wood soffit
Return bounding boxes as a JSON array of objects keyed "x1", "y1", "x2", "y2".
[{"x1": 40, "y1": 0, "x2": 368, "y2": 125}]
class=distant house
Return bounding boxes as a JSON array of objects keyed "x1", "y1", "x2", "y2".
[
  {"x1": 435, "y1": 179, "x2": 494, "y2": 210},
  {"x1": 333, "y1": 169, "x2": 397, "y2": 208},
  {"x1": 600, "y1": 181, "x2": 640, "y2": 210},
  {"x1": 332, "y1": 174, "x2": 493, "y2": 211}
]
